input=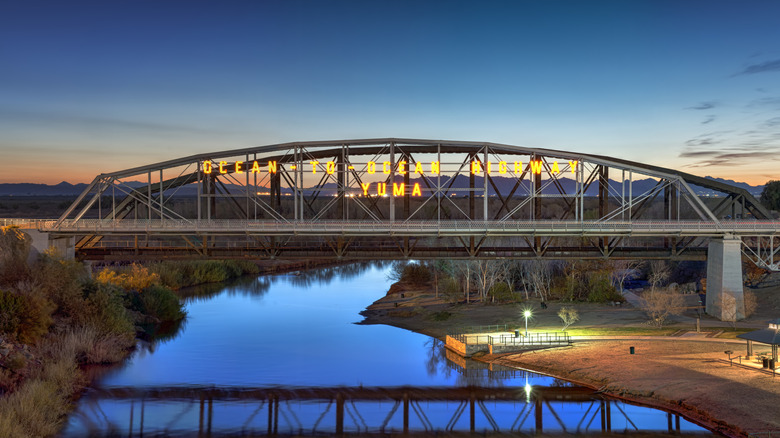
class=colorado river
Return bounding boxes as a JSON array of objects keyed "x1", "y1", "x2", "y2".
[{"x1": 62, "y1": 263, "x2": 715, "y2": 436}]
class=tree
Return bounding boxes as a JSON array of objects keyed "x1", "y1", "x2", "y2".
[
  {"x1": 647, "y1": 261, "x2": 670, "y2": 292},
  {"x1": 610, "y1": 260, "x2": 644, "y2": 293},
  {"x1": 558, "y1": 307, "x2": 580, "y2": 331},
  {"x1": 760, "y1": 180, "x2": 780, "y2": 211},
  {"x1": 744, "y1": 261, "x2": 769, "y2": 287},
  {"x1": 720, "y1": 289, "x2": 759, "y2": 329},
  {"x1": 641, "y1": 288, "x2": 684, "y2": 328}
]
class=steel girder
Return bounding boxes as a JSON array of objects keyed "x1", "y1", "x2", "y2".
[{"x1": 46, "y1": 139, "x2": 779, "y2": 265}]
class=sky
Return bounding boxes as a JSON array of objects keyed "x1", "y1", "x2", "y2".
[{"x1": 1, "y1": 0, "x2": 779, "y2": 185}]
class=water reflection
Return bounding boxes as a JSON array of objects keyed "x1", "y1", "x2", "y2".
[{"x1": 62, "y1": 263, "x2": 715, "y2": 437}]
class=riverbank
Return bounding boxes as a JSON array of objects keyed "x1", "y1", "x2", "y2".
[
  {"x1": 0, "y1": 227, "x2": 336, "y2": 437},
  {"x1": 360, "y1": 278, "x2": 780, "y2": 437}
]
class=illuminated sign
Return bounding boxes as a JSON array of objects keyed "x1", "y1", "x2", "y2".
[{"x1": 201, "y1": 159, "x2": 578, "y2": 197}]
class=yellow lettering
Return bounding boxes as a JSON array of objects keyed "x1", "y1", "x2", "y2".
[
  {"x1": 251, "y1": 161, "x2": 261, "y2": 173},
  {"x1": 235, "y1": 161, "x2": 244, "y2": 173},
  {"x1": 431, "y1": 161, "x2": 440, "y2": 174},
  {"x1": 471, "y1": 161, "x2": 481, "y2": 174},
  {"x1": 326, "y1": 161, "x2": 336, "y2": 175},
  {"x1": 393, "y1": 183, "x2": 405, "y2": 196},
  {"x1": 412, "y1": 183, "x2": 421, "y2": 196},
  {"x1": 530, "y1": 160, "x2": 542, "y2": 174},
  {"x1": 219, "y1": 161, "x2": 228, "y2": 174},
  {"x1": 514, "y1": 161, "x2": 523, "y2": 174},
  {"x1": 383, "y1": 161, "x2": 391, "y2": 174},
  {"x1": 498, "y1": 161, "x2": 507, "y2": 174},
  {"x1": 569, "y1": 160, "x2": 578, "y2": 173},
  {"x1": 267, "y1": 160, "x2": 277, "y2": 174},
  {"x1": 203, "y1": 160, "x2": 212, "y2": 174},
  {"x1": 551, "y1": 161, "x2": 559, "y2": 174},
  {"x1": 310, "y1": 161, "x2": 319, "y2": 174},
  {"x1": 361, "y1": 182, "x2": 370, "y2": 196},
  {"x1": 377, "y1": 183, "x2": 387, "y2": 196},
  {"x1": 414, "y1": 161, "x2": 424, "y2": 175},
  {"x1": 399, "y1": 160, "x2": 407, "y2": 175},
  {"x1": 367, "y1": 161, "x2": 376, "y2": 174}
]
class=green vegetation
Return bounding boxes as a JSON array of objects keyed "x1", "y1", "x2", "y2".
[{"x1": 0, "y1": 229, "x2": 193, "y2": 437}]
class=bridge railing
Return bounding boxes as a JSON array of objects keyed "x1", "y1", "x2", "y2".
[{"x1": 37, "y1": 218, "x2": 780, "y2": 234}]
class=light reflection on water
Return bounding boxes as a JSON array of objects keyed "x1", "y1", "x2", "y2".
[{"x1": 62, "y1": 263, "x2": 715, "y2": 436}]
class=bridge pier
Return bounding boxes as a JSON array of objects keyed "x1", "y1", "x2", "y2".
[
  {"x1": 26, "y1": 230, "x2": 75, "y2": 261},
  {"x1": 705, "y1": 236, "x2": 745, "y2": 321}
]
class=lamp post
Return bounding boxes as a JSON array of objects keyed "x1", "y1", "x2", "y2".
[{"x1": 523, "y1": 310, "x2": 531, "y2": 337}]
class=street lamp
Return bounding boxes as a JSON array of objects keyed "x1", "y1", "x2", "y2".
[{"x1": 523, "y1": 309, "x2": 532, "y2": 337}]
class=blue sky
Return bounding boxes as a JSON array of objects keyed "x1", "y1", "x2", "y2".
[{"x1": 1, "y1": 0, "x2": 779, "y2": 184}]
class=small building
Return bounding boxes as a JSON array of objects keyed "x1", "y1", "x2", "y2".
[{"x1": 737, "y1": 319, "x2": 780, "y2": 367}]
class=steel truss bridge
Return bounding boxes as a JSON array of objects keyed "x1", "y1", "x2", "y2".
[
  {"x1": 67, "y1": 385, "x2": 706, "y2": 436},
  {"x1": 39, "y1": 138, "x2": 778, "y2": 269}
]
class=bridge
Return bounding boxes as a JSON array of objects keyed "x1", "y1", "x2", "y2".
[
  {"x1": 10, "y1": 138, "x2": 780, "y2": 319},
  {"x1": 65, "y1": 384, "x2": 705, "y2": 436}
]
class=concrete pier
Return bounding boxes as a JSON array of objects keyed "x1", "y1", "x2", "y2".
[{"x1": 705, "y1": 236, "x2": 744, "y2": 321}]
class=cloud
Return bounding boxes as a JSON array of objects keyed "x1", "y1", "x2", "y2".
[
  {"x1": 687, "y1": 101, "x2": 716, "y2": 110},
  {"x1": 748, "y1": 97, "x2": 780, "y2": 109},
  {"x1": 0, "y1": 108, "x2": 222, "y2": 135},
  {"x1": 684, "y1": 136, "x2": 723, "y2": 147},
  {"x1": 737, "y1": 59, "x2": 780, "y2": 75},
  {"x1": 701, "y1": 115, "x2": 716, "y2": 125}
]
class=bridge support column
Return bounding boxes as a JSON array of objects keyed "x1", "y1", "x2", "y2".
[
  {"x1": 705, "y1": 236, "x2": 744, "y2": 320},
  {"x1": 26, "y1": 230, "x2": 75, "y2": 261}
]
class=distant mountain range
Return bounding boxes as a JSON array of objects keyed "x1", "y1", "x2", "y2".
[{"x1": 0, "y1": 176, "x2": 766, "y2": 197}]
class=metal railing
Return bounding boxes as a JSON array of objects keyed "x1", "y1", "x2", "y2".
[
  {"x1": 496, "y1": 332, "x2": 572, "y2": 347},
  {"x1": 31, "y1": 218, "x2": 780, "y2": 236},
  {"x1": 450, "y1": 331, "x2": 571, "y2": 347}
]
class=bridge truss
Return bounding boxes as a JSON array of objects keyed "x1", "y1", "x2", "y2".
[{"x1": 44, "y1": 139, "x2": 777, "y2": 269}]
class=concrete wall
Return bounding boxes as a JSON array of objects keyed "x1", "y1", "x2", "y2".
[
  {"x1": 706, "y1": 236, "x2": 745, "y2": 321},
  {"x1": 445, "y1": 335, "x2": 489, "y2": 357},
  {"x1": 25, "y1": 230, "x2": 75, "y2": 261}
]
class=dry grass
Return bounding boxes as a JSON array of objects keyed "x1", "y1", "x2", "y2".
[
  {"x1": 0, "y1": 326, "x2": 132, "y2": 437},
  {"x1": 0, "y1": 358, "x2": 83, "y2": 438},
  {"x1": 44, "y1": 325, "x2": 133, "y2": 365}
]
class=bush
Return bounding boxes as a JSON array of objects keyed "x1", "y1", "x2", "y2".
[
  {"x1": 0, "y1": 289, "x2": 55, "y2": 344},
  {"x1": 488, "y1": 282, "x2": 518, "y2": 303},
  {"x1": 81, "y1": 282, "x2": 135, "y2": 337},
  {"x1": 126, "y1": 285, "x2": 186, "y2": 323},
  {"x1": 401, "y1": 263, "x2": 431, "y2": 285},
  {"x1": 586, "y1": 272, "x2": 623, "y2": 303},
  {"x1": 0, "y1": 226, "x2": 31, "y2": 286},
  {"x1": 440, "y1": 276, "x2": 461, "y2": 303},
  {"x1": 96, "y1": 263, "x2": 160, "y2": 291},
  {"x1": 34, "y1": 255, "x2": 90, "y2": 320}
]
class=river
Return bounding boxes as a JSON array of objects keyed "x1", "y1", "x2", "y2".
[{"x1": 61, "y1": 263, "x2": 715, "y2": 436}]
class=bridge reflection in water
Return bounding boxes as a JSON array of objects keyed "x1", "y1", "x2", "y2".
[{"x1": 68, "y1": 382, "x2": 710, "y2": 437}]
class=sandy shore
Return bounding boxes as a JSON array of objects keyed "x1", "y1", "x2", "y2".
[{"x1": 360, "y1": 280, "x2": 780, "y2": 437}]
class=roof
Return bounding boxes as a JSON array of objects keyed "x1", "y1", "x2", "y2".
[{"x1": 737, "y1": 329, "x2": 780, "y2": 345}]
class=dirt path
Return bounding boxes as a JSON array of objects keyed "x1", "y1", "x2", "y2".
[{"x1": 493, "y1": 340, "x2": 780, "y2": 437}]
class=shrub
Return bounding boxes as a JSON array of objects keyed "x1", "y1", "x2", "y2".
[
  {"x1": 0, "y1": 226, "x2": 31, "y2": 286},
  {"x1": 0, "y1": 289, "x2": 55, "y2": 344},
  {"x1": 440, "y1": 276, "x2": 462, "y2": 303},
  {"x1": 127, "y1": 285, "x2": 186, "y2": 323},
  {"x1": 96, "y1": 263, "x2": 160, "y2": 291},
  {"x1": 431, "y1": 311, "x2": 452, "y2": 321},
  {"x1": 81, "y1": 282, "x2": 135, "y2": 338},
  {"x1": 34, "y1": 255, "x2": 89, "y2": 320},
  {"x1": 401, "y1": 263, "x2": 431, "y2": 285},
  {"x1": 488, "y1": 282, "x2": 518, "y2": 303},
  {"x1": 586, "y1": 272, "x2": 623, "y2": 303}
]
